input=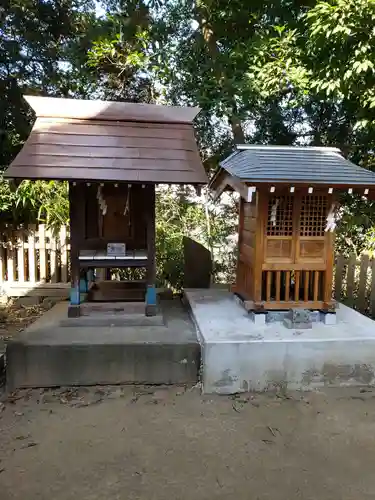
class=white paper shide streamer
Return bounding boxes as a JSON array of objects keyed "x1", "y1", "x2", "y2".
[
  {"x1": 97, "y1": 185, "x2": 107, "y2": 216},
  {"x1": 325, "y1": 203, "x2": 337, "y2": 232},
  {"x1": 270, "y1": 198, "x2": 279, "y2": 227}
]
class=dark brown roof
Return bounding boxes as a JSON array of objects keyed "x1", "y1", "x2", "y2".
[{"x1": 5, "y1": 96, "x2": 208, "y2": 184}]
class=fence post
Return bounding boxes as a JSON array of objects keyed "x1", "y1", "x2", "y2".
[
  {"x1": 38, "y1": 224, "x2": 47, "y2": 282},
  {"x1": 28, "y1": 224, "x2": 37, "y2": 283},
  {"x1": 49, "y1": 228, "x2": 58, "y2": 283},
  {"x1": 358, "y1": 254, "x2": 370, "y2": 313},
  {"x1": 17, "y1": 229, "x2": 25, "y2": 282},
  {"x1": 346, "y1": 253, "x2": 357, "y2": 308},
  {"x1": 371, "y1": 258, "x2": 375, "y2": 318},
  {"x1": 335, "y1": 254, "x2": 346, "y2": 301},
  {"x1": 60, "y1": 225, "x2": 68, "y2": 283}
]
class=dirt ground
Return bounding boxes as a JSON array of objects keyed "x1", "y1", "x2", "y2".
[
  {"x1": 0, "y1": 301, "x2": 48, "y2": 355},
  {"x1": 1, "y1": 385, "x2": 375, "y2": 500}
]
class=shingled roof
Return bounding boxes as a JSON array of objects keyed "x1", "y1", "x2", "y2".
[
  {"x1": 216, "y1": 145, "x2": 375, "y2": 187},
  {"x1": 5, "y1": 96, "x2": 208, "y2": 185}
]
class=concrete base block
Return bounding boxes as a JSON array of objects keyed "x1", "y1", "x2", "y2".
[
  {"x1": 6, "y1": 300, "x2": 200, "y2": 389},
  {"x1": 251, "y1": 313, "x2": 267, "y2": 326},
  {"x1": 67, "y1": 305, "x2": 80, "y2": 318},
  {"x1": 145, "y1": 304, "x2": 158, "y2": 317},
  {"x1": 184, "y1": 288, "x2": 375, "y2": 394},
  {"x1": 7, "y1": 342, "x2": 199, "y2": 390},
  {"x1": 267, "y1": 310, "x2": 320, "y2": 324},
  {"x1": 321, "y1": 312, "x2": 337, "y2": 325}
]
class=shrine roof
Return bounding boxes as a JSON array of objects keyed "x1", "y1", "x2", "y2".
[
  {"x1": 5, "y1": 96, "x2": 208, "y2": 185},
  {"x1": 217, "y1": 145, "x2": 375, "y2": 187}
]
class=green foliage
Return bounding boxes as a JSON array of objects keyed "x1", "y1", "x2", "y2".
[
  {"x1": 335, "y1": 195, "x2": 375, "y2": 257},
  {"x1": 155, "y1": 187, "x2": 237, "y2": 290},
  {"x1": 0, "y1": 178, "x2": 69, "y2": 231},
  {"x1": 3, "y1": 0, "x2": 375, "y2": 281},
  {"x1": 86, "y1": 0, "x2": 159, "y2": 101}
]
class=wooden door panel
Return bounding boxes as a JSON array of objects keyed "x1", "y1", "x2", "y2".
[
  {"x1": 265, "y1": 238, "x2": 293, "y2": 262},
  {"x1": 299, "y1": 238, "x2": 326, "y2": 262}
]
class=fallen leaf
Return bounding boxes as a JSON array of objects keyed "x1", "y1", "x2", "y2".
[
  {"x1": 261, "y1": 439, "x2": 274, "y2": 445},
  {"x1": 15, "y1": 435, "x2": 30, "y2": 441},
  {"x1": 21, "y1": 442, "x2": 38, "y2": 449},
  {"x1": 267, "y1": 426, "x2": 280, "y2": 437},
  {"x1": 232, "y1": 403, "x2": 241, "y2": 413}
]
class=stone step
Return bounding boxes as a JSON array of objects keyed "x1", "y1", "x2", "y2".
[
  {"x1": 6, "y1": 338, "x2": 200, "y2": 389},
  {"x1": 5, "y1": 300, "x2": 200, "y2": 390},
  {"x1": 80, "y1": 301, "x2": 146, "y2": 315},
  {"x1": 59, "y1": 312, "x2": 164, "y2": 327}
]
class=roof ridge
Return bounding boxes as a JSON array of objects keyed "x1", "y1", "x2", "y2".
[
  {"x1": 217, "y1": 146, "x2": 375, "y2": 186},
  {"x1": 236, "y1": 144, "x2": 341, "y2": 153}
]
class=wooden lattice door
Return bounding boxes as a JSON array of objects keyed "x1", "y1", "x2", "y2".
[
  {"x1": 262, "y1": 190, "x2": 333, "y2": 308},
  {"x1": 298, "y1": 194, "x2": 329, "y2": 265},
  {"x1": 264, "y1": 191, "x2": 330, "y2": 265},
  {"x1": 265, "y1": 194, "x2": 294, "y2": 264}
]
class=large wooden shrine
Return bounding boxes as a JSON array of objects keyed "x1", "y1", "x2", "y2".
[
  {"x1": 6, "y1": 95, "x2": 207, "y2": 317},
  {"x1": 210, "y1": 145, "x2": 375, "y2": 312}
]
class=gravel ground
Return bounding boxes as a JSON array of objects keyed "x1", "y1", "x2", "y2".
[{"x1": 1, "y1": 385, "x2": 375, "y2": 499}]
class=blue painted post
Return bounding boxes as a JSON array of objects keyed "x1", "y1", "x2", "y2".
[
  {"x1": 70, "y1": 282, "x2": 80, "y2": 305},
  {"x1": 146, "y1": 284, "x2": 157, "y2": 310},
  {"x1": 79, "y1": 277, "x2": 88, "y2": 293}
]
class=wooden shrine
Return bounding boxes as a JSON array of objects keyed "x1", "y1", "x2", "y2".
[
  {"x1": 210, "y1": 145, "x2": 375, "y2": 312},
  {"x1": 6, "y1": 95, "x2": 207, "y2": 317}
]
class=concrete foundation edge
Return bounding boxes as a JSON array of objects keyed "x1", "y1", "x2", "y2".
[
  {"x1": 202, "y1": 339, "x2": 375, "y2": 394},
  {"x1": 6, "y1": 342, "x2": 200, "y2": 390}
]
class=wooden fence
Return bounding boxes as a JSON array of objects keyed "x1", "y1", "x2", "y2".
[
  {"x1": 0, "y1": 224, "x2": 70, "y2": 298},
  {"x1": 334, "y1": 254, "x2": 375, "y2": 318},
  {"x1": 0, "y1": 225, "x2": 374, "y2": 317}
]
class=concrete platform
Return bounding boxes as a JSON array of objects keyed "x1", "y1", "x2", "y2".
[
  {"x1": 184, "y1": 289, "x2": 375, "y2": 394},
  {"x1": 6, "y1": 299, "x2": 200, "y2": 389}
]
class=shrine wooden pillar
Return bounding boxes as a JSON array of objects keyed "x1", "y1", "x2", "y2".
[{"x1": 145, "y1": 184, "x2": 157, "y2": 316}]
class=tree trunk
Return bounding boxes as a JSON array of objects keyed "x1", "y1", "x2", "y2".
[
  {"x1": 229, "y1": 114, "x2": 245, "y2": 144},
  {"x1": 194, "y1": 4, "x2": 246, "y2": 145}
]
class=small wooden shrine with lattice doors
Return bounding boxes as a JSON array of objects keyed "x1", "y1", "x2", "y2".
[
  {"x1": 5, "y1": 95, "x2": 207, "y2": 318},
  {"x1": 210, "y1": 145, "x2": 375, "y2": 312}
]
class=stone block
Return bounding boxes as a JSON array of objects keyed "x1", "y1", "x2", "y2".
[
  {"x1": 321, "y1": 312, "x2": 337, "y2": 325},
  {"x1": 251, "y1": 312, "x2": 267, "y2": 326},
  {"x1": 183, "y1": 236, "x2": 212, "y2": 288},
  {"x1": 283, "y1": 309, "x2": 312, "y2": 330},
  {"x1": 283, "y1": 318, "x2": 312, "y2": 329}
]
